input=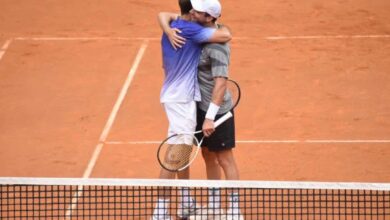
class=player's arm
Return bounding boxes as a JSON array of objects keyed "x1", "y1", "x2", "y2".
[
  {"x1": 157, "y1": 12, "x2": 186, "y2": 49},
  {"x1": 203, "y1": 77, "x2": 227, "y2": 137},
  {"x1": 206, "y1": 25, "x2": 232, "y2": 43},
  {"x1": 210, "y1": 77, "x2": 227, "y2": 106}
]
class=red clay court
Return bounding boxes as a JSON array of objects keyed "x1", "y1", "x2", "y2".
[{"x1": 1, "y1": 0, "x2": 390, "y2": 183}]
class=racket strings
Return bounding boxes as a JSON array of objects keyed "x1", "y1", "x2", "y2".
[
  {"x1": 164, "y1": 144, "x2": 192, "y2": 164},
  {"x1": 158, "y1": 134, "x2": 198, "y2": 171}
]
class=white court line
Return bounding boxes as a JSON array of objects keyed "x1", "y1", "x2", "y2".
[
  {"x1": 65, "y1": 40, "x2": 149, "y2": 218},
  {"x1": 14, "y1": 34, "x2": 390, "y2": 42},
  {"x1": 265, "y1": 34, "x2": 390, "y2": 40},
  {"x1": 0, "y1": 39, "x2": 13, "y2": 61},
  {"x1": 305, "y1": 139, "x2": 390, "y2": 143},
  {"x1": 15, "y1": 37, "x2": 159, "y2": 41},
  {"x1": 84, "y1": 39, "x2": 148, "y2": 178},
  {"x1": 104, "y1": 139, "x2": 390, "y2": 145}
]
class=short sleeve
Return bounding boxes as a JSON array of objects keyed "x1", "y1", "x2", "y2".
[
  {"x1": 208, "y1": 44, "x2": 230, "y2": 78},
  {"x1": 191, "y1": 27, "x2": 215, "y2": 43}
]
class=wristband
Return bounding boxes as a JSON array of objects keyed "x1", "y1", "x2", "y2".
[{"x1": 205, "y1": 102, "x2": 220, "y2": 120}]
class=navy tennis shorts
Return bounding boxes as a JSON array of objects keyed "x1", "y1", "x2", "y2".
[{"x1": 195, "y1": 108, "x2": 235, "y2": 152}]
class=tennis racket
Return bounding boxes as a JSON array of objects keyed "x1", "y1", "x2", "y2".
[{"x1": 157, "y1": 79, "x2": 241, "y2": 172}]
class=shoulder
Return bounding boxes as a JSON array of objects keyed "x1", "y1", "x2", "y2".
[
  {"x1": 204, "y1": 43, "x2": 230, "y2": 53},
  {"x1": 172, "y1": 18, "x2": 202, "y2": 29},
  {"x1": 205, "y1": 42, "x2": 229, "y2": 49},
  {"x1": 175, "y1": 19, "x2": 215, "y2": 34}
]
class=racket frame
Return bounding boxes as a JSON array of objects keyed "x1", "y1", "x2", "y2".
[{"x1": 157, "y1": 112, "x2": 233, "y2": 172}]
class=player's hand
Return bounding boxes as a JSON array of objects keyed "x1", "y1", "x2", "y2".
[
  {"x1": 202, "y1": 119, "x2": 215, "y2": 137},
  {"x1": 167, "y1": 28, "x2": 186, "y2": 50}
]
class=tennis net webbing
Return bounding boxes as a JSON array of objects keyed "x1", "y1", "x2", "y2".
[{"x1": 1, "y1": 178, "x2": 389, "y2": 219}]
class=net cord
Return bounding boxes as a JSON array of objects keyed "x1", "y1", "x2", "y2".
[{"x1": 1, "y1": 178, "x2": 389, "y2": 191}]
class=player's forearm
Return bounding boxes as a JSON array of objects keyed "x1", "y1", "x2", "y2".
[
  {"x1": 205, "y1": 77, "x2": 226, "y2": 120},
  {"x1": 211, "y1": 77, "x2": 227, "y2": 106},
  {"x1": 157, "y1": 12, "x2": 179, "y2": 34},
  {"x1": 208, "y1": 25, "x2": 232, "y2": 43}
]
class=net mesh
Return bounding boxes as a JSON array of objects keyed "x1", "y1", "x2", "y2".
[{"x1": 1, "y1": 178, "x2": 389, "y2": 219}]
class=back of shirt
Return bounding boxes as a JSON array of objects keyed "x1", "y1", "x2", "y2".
[{"x1": 160, "y1": 18, "x2": 215, "y2": 103}]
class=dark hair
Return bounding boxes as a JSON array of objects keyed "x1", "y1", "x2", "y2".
[{"x1": 178, "y1": 0, "x2": 193, "y2": 15}]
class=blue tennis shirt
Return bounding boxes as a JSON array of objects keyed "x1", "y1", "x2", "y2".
[{"x1": 160, "y1": 18, "x2": 215, "y2": 103}]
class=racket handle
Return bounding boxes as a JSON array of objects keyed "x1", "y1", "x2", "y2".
[{"x1": 214, "y1": 111, "x2": 233, "y2": 128}]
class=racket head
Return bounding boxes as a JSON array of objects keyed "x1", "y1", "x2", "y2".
[
  {"x1": 226, "y1": 79, "x2": 241, "y2": 110},
  {"x1": 157, "y1": 133, "x2": 200, "y2": 172}
]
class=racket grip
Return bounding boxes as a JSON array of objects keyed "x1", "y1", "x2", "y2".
[{"x1": 214, "y1": 111, "x2": 233, "y2": 128}]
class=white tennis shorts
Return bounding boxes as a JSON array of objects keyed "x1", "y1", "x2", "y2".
[{"x1": 163, "y1": 101, "x2": 197, "y2": 141}]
